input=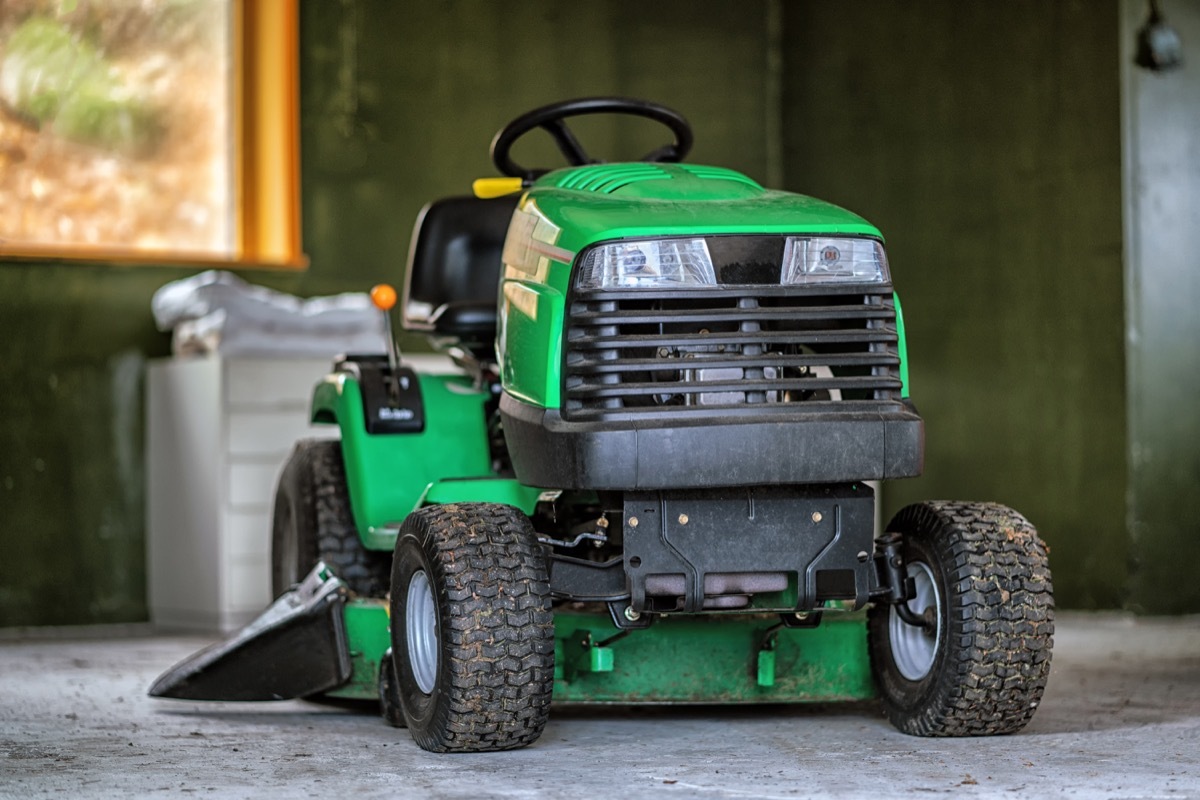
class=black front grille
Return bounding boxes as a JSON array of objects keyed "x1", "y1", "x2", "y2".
[{"x1": 563, "y1": 285, "x2": 903, "y2": 420}]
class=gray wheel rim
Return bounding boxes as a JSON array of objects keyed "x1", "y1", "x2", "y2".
[
  {"x1": 888, "y1": 560, "x2": 942, "y2": 681},
  {"x1": 406, "y1": 570, "x2": 438, "y2": 694}
]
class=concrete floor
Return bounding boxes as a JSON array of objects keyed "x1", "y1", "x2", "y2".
[{"x1": 1, "y1": 613, "x2": 1198, "y2": 799}]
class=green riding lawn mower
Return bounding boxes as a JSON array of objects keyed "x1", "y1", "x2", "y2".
[{"x1": 151, "y1": 98, "x2": 1054, "y2": 753}]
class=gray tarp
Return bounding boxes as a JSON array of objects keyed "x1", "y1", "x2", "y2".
[{"x1": 151, "y1": 270, "x2": 387, "y2": 357}]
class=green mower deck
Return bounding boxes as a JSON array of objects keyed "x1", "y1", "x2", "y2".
[{"x1": 330, "y1": 600, "x2": 874, "y2": 704}]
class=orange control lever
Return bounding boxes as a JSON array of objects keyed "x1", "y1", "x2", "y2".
[
  {"x1": 370, "y1": 283, "x2": 398, "y2": 311},
  {"x1": 370, "y1": 283, "x2": 401, "y2": 399}
]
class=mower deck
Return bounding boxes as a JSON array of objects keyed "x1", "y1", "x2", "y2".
[
  {"x1": 330, "y1": 598, "x2": 874, "y2": 705},
  {"x1": 152, "y1": 569, "x2": 874, "y2": 706}
]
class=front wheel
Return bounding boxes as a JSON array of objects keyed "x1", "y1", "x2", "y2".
[
  {"x1": 389, "y1": 503, "x2": 554, "y2": 752},
  {"x1": 867, "y1": 501, "x2": 1054, "y2": 736}
]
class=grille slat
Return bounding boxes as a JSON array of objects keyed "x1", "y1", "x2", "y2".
[
  {"x1": 572, "y1": 304, "x2": 894, "y2": 325},
  {"x1": 563, "y1": 286, "x2": 904, "y2": 419},
  {"x1": 569, "y1": 329, "x2": 897, "y2": 350},
  {"x1": 570, "y1": 352, "x2": 900, "y2": 375},
  {"x1": 570, "y1": 376, "x2": 903, "y2": 400}
]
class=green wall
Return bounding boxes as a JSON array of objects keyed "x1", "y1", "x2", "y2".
[
  {"x1": 779, "y1": 1, "x2": 1127, "y2": 608},
  {"x1": 1, "y1": 265, "x2": 171, "y2": 626},
  {"x1": 1, "y1": 1, "x2": 1189, "y2": 626},
  {"x1": 0, "y1": 0, "x2": 778, "y2": 627},
  {"x1": 298, "y1": 0, "x2": 778, "y2": 295}
]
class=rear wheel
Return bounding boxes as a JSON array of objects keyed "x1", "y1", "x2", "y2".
[
  {"x1": 390, "y1": 503, "x2": 554, "y2": 752},
  {"x1": 270, "y1": 439, "x2": 390, "y2": 598},
  {"x1": 867, "y1": 501, "x2": 1054, "y2": 736},
  {"x1": 378, "y1": 648, "x2": 407, "y2": 728}
]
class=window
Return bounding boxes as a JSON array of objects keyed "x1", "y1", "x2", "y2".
[{"x1": 0, "y1": 0, "x2": 303, "y2": 267}]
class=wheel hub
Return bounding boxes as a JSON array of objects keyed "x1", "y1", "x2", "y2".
[
  {"x1": 888, "y1": 560, "x2": 942, "y2": 681},
  {"x1": 406, "y1": 570, "x2": 438, "y2": 694}
]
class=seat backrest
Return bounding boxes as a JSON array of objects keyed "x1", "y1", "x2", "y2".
[{"x1": 402, "y1": 195, "x2": 519, "y2": 353}]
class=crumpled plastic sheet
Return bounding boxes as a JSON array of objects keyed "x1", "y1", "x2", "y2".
[{"x1": 151, "y1": 270, "x2": 387, "y2": 358}]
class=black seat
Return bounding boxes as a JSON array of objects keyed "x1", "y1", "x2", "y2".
[{"x1": 402, "y1": 195, "x2": 519, "y2": 358}]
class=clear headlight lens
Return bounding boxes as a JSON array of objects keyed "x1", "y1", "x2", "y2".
[
  {"x1": 781, "y1": 237, "x2": 889, "y2": 284},
  {"x1": 576, "y1": 238, "x2": 717, "y2": 290}
]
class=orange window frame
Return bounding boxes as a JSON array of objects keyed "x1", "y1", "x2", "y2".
[
  {"x1": 0, "y1": 0, "x2": 305, "y2": 269},
  {"x1": 236, "y1": 0, "x2": 304, "y2": 268}
]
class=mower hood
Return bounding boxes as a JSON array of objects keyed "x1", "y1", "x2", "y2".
[{"x1": 528, "y1": 163, "x2": 883, "y2": 251}]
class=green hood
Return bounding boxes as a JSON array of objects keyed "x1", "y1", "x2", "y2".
[{"x1": 527, "y1": 163, "x2": 882, "y2": 251}]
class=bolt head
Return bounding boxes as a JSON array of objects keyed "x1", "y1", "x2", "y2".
[
  {"x1": 811, "y1": 511, "x2": 823, "y2": 523},
  {"x1": 623, "y1": 606, "x2": 641, "y2": 622},
  {"x1": 678, "y1": 513, "x2": 689, "y2": 525},
  {"x1": 628, "y1": 516, "x2": 639, "y2": 528}
]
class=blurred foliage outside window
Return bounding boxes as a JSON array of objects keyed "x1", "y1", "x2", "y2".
[{"x1": 0, "y1": 0, "x2": 235, "y2": 258}]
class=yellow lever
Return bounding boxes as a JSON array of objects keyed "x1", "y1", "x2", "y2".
[{"x1": 472, "y1": 177, "x2": 525, "y2": 199}]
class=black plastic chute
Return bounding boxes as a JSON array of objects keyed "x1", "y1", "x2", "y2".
[{"x1": 148, "y1": 564, "x2": 351, "y2": 701}]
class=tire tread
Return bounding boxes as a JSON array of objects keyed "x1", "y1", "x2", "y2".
[
  {"x1": 397, "y1": 503, "x2": 554, "y2": 753},
  {"x1": 272, "y1": 439, "x2": 390, "y2": 598},
  {"x1": 869, "y1": 500, "x2": 1055, "y2": 736}
]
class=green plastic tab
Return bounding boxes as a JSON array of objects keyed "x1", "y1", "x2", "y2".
[
  {"x1": 589, "y1": 646, "x2": 614, "y2": 673},
  {"x1": 757, "y1": 648, "x2": 777, "y2": 687}
]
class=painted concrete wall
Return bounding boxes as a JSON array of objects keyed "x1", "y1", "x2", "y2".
[
  {"x1": 2, "y1": 0, "x2": 1190, "y2": 626},
  {"x1": 1, "y1": 266, "x2": 174, "y2": 626},
  {"x1": 779, "y1": 2, "x2": 1128, "y2": 608},
  {"x1": 298, "y1": 1, "x2": 778, "y2": 295},
  {"x1": 0, "y1": 0, "x2": 778, "y2": 626},
  {"x1": 1121, "y1": 0, "x2": 1200, "y2": 614}
]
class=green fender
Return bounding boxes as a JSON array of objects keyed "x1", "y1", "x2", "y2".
[
  {"x1": 310, "y1": 370, "x2": 543, "y2": 552},
  {"x1": 418, "y1": 478, "x2": 544, "y2": 515}
]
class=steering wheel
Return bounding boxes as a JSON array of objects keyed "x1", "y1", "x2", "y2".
[{"x1": 490, "y1": 97, "x2": 694, "y2": 180}]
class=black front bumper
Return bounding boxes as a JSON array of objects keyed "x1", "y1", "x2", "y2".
[{"x1": 501, "y1": 392, "x2": 924, "y2": 491}]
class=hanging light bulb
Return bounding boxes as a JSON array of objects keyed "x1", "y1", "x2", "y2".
[{"x1": 1135, "y1": 0, "x2": 1184, "y2": 72}]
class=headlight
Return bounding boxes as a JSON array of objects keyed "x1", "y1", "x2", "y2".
[
  {"x1": 781, "y1": 237, "x2": 889, "y2": 285},
  {"x1": 576, "y1": 238, "x2": 717, "y2": 290}
]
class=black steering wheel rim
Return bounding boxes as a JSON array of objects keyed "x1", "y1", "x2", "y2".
[{"x1": 490, "y1": 97, "x2": 694, "y2": 180}]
